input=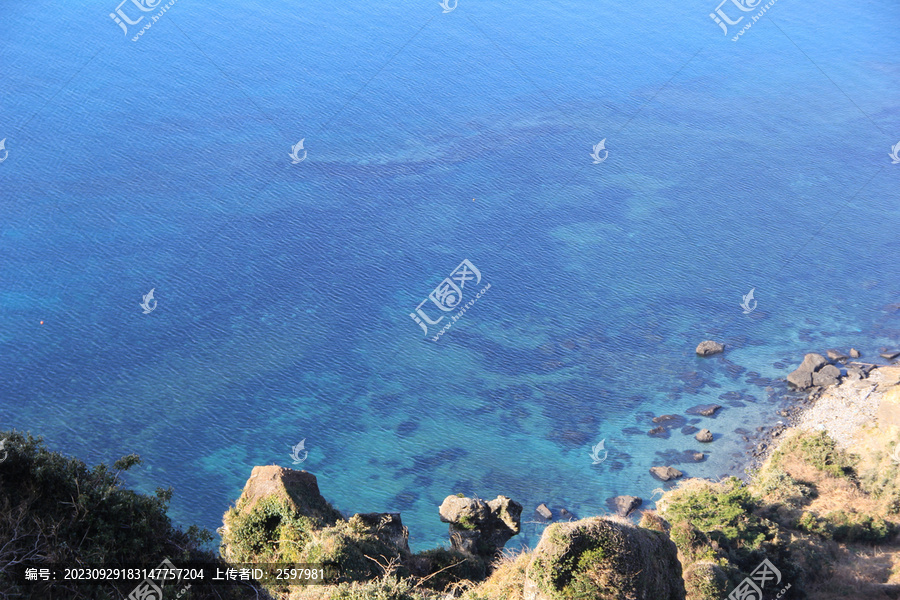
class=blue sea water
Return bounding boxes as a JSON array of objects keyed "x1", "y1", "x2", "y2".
[{"x1": 1, "y1": 0, "x2": 899, "y2": 553}]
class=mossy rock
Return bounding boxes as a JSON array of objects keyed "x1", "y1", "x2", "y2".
[
  {"x1": 220, "y1": 466, "x2": 343, "y2": 563},
  {"x1": 683, "y1": 561, "x2": 728, "y2": 600},
  {"x1": 300, "y1": 520, "x2": 412, "y2": 583},
  {"x1": 220, "y1": 495, "x2": 316, "y2": 563},
  {"x1": 523, "y1": 516, "x2": 685, "y2": 600}
]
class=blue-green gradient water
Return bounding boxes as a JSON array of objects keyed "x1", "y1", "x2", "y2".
[{"x1": 1, "y1": 0, "x2": 899, "y2": 551}]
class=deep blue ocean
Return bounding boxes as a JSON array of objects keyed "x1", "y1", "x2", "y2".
[{"x1": 1, "y1": 0, "x2": 899, "y2": 552}]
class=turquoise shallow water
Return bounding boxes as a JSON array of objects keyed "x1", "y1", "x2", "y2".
[{"x1": 1, "y1": 0, "x2": 899, "y2": 552}]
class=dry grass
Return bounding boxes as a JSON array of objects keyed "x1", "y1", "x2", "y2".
[{"x1": 462, "y1": 548, "x2": 532, "y2": 600}]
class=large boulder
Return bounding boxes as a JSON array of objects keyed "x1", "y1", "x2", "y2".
[
  {"x1": 695, "y1": 429, "x2": 713, "y2": 443},
  {"x1": 812, "y1": 364, "x2": 841, "y2": 387},
  {"x1": 523, "y1": 516, "x2": 686, "y2": 600},
  {"x1": 607, "y1": 496, "x2": 643, "y2": 518},
  {"x1": 787, "y1": 353, "x2": 830, "y2": 390},
  {"x1": 695, "y1": 341, "x2": 724, "y2": 357},
  {"x1": 439, "y1": 495, "x2": 522, "y2": 558}
]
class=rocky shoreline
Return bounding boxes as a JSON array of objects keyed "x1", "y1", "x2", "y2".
[{"x1": 745, "y1": 349, "x2": 900, "y2": 473}]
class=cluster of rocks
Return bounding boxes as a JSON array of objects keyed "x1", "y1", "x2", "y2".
[
  {"x1": 647, "y1": 403, "x2": 719, "y2": 484},
  {"x1": 787, "y1": 348, "x2": 891, "y2": 391}
]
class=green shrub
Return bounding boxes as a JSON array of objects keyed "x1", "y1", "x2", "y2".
[
  {"x1": 660, "y1": 478, "x2": 769, "y2": 551},
  {"x1": 771, "y1": 431, "x2": 857, "y2": 479},
  {"x1": 221, "y1": 495, "x2": 315, "y2": 563},
  {"x1": 0, "y1": 430, "x2": 252, "y2": 600},
  {"x1": 827, "y1": 511, "x2": 896, "y2": 543}
]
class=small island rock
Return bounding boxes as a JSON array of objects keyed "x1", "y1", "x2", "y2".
[
  {"x1": 650, "y1": 466, "x2": 684, "y2": 481},
  {"x1": 696, "y1": 341, "x2": 725, "y2": 356}
]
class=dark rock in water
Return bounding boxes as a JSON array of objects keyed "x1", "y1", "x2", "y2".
[
  {"x1": 652, "y1": 414, "x2": 686, "y2": 428},
  {"x1": 787, "y1": 353, "x2": 828, "y2": 390},
  {"x1": 535, "y1": 503, "x2": 553, "y2": 520},
  {"x1": 648, "y1": 426, "x2": 670, "y2": 439},
  {"x1": 695, "y1": 429, "x2": 714, "y2": 443},
  {"x1": 773, "y1": 362, "x2": 786, "y2": 369},
  {"x1": 558, "y1": 508, "x2": 575, "y2": 521},
  {"x1": 726, "y1": 401, "x2": 746, "y2": 408},
  {"x1": 881, "y1": 351, "x2": 900, "y2": 361},
  {"x1": 350, "y1": 512, "x2": 410, "y2": 553},
  {"x1": 696, "y1": 340, "x2": 725, "y2": 356},
  {"x1": 396, "y1": 420, "x2": 420, "y2": 437},
  {"x1": 686, "y1": 404, "x2": 722, "y2": 417},
  {"x1": 681, "y1": 426, "x2": 699, "y2": 435},
  {"x1": 812, "y1": 364, "x2": 841, "y2": 387},
  {"x1": 392, "y1": 490, "x2": 420, "y2": 510},
  {"x1": 734, "y1": 427, "x2": 750, "y2": 435},
  {"x1": 650, "y1": 466, "x2": 683, "y2": 481},
  {"x1": 718, "y1": 391, "x2": 742, "y2": 401},
  {"x1": 693, "y1": 452, "x2": 705, "y2": 462},
  {"x1": 827, "y1": 349, "x2": 848, "y2": 363},
  {"x1": 608, "y1": 495, "x2": 643, "y2": 517},
  {"x1": 439, "y1": 494, "x2": 522, "y2": 557},
  {"x1": 724, "y1": 362, "x2": 746, "y2": 378},
  {"x1": 850, "y1": 348, "x2": 861, "y2": 358},
  {"x1": 622, "y1": 427, "x2": 645, "y2": 436}
]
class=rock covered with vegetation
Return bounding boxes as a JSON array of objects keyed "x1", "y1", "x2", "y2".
[{"x1": 522, "y1": 516, "x2": 685, "y2": 600}]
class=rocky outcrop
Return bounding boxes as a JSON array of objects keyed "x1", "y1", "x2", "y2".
[
  {"x1": 219, "y1": 466, "x2": 344, "y2": 564},
  {"x1": 439, "y1": 495, "x2": 522, "y2": 558},
  {"x1": 650, "y1": 466, "x2": 684, "y2": 481},
  {"x1": 523, "y1": 516, "x2": 686, "y2": 600},
  {"x1": 850, "y1": 348, "x2": 861, "y2": 358},
  {"x1": 695, "y1": 429, "x2": 713, "y2": 443},
  {"x1": 695, "y1": 341, "x2": 724, "y2": 357},
  {"x1": 608, "y1": 495, "x2": 643, "y2": 517},
  {"x1": 787, "y1": 353, "x2": 835, "y2": 390},
  {"x1": 228, "y1": 466, "x2": 342, "y2": 527}
]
